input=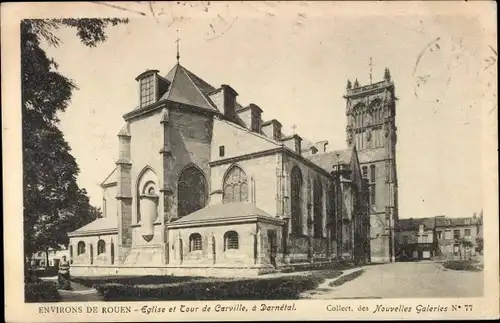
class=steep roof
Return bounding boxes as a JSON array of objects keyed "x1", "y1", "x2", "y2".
[
  {"x1": 68, "y1": 217, "x2": 118, "y2": 236},
  {"x1": 170, "y1": 203, "x2": 276, "y2": 225},
  {"x1": 158, "y1": 63, "x2": 218, "y2": 112}
]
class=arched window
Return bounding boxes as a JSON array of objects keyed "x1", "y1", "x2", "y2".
[
  {"x1": 77, "y1": 241, "x2": 86, "y2": 255},
  {"x1": 178, "y1": 166, "x2": 207, "y2": 217},
  {"x1": 97, "y1": 240, "x2": 106, "y2": 255},
  {"x1": 370, "y1": 165, "x2": 376, "y2": 182},
  {"x1": 313, "y1": 176, "x2": 323, "y2": 238},
  {"x1": 290, "y1": 166, "x2": 303, "y2": 235},
  {"x1": 223, "y1": 166, "x2": 248, "y2": 203},
  {"x1": 189, "y1": 233, "x2": 203, "y2": 252},
  {"x1": 69, "y1": 245, "x2": 73, "y2": 264},
  {"x1": 90, "y1": 244, "x2": 94, "y2": 265},
  {"x1": 136, "y1": 167, "x2": 158, "y2": 223},
  {"x1": 362, "y1": 166, "x2": 368, "y2": 179},
  {"x1": 224, "y1": 231, "x2": 239, "y2": 250}
]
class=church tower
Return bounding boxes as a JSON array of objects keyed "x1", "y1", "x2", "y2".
[{"x1": 343, "y1": 67, "x2": 398, "y2": 263}]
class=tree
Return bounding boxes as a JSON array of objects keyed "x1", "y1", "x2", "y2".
[
  {"x1": 22, "y1": 18, "x2": 127, "y2": 258},
  {"x1": 456, "y1": 238, "x2": 474, "y2": 261}
]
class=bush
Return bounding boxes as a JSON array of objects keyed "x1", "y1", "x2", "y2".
[
  {"x1": 25, "y1": 281, "x2": 60, "y2": 303},
  {"x1": 33, "y1": 267, "x2": 58, "y2": 278},
  {"x1": 329, "y1": 270, "x2": 364, "y2": 287},
  {"x1": 443, "y1": 260, "x2": 482, "y2": 272},
  {"x1": 93, "y1": 270, "x2": 343, "y2": 301},
  {"x1": 71, "y1": 275, "x2": 205, "y2": 288}
]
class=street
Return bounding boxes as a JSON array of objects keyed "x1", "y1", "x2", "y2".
[{"x1": 303, "y1": 261, "x2": 483, "y2": 299}]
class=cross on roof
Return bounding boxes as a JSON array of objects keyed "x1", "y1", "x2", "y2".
[
  {"x1": 291, "y1": 124, "x2": 297, "y2": 134},
  {"x1": 176, "y1": 36, "x2": 181, "y2": 63}
]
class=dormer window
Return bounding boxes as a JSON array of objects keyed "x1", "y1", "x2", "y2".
[
  {"x1": 251, "y1": 109, "x2": 261, "y2": 133},
  {"x1": 136, "y1": 69, "x2": 162, "y2": 109},
  {"x1": 140, "y1": 74, "x2": 155, "y2": 108}
]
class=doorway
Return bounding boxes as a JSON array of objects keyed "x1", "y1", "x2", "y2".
[{"x1": 267, "y1": 230, "x2": 277, "y2": 267}]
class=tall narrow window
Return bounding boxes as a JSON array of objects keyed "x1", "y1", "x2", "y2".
[
  {"x1": 290, "y1": 166, "x2": 303, "y2": 235},
  {"x1": 110, "y1": 242, "x2": 115, "y2": 265},
  {"x1": 370, "y1": 165, "x2": 376, "y2": 206},
  {"x1": 313, "y1": 176, "x2": 323, "y2": 238},
  {"x1": 90, "y1": 244, "x2": 94, "y2": 265},
  {"x1": 223, "y1": 166, "x2": 248, "y2": 203},
  {"x1": 77, "y1": 241, "x2": 86, "y2": 255},
  {"x1": 362, "y1": 166, "x2": 368, "y2": 179},
  {"x1": 178, "y1": 166, "x2": 207, "y2": 217},
  {"x1": 97, "y1": 240, "x2": 106, "y2": 255},
  {"x1": 219, "y1": 145, "x2": 225, "y2": 157},
  {"x1": 69, "y1": 245, "x2": 73, "y2": 264},
  {"x1": 140, "y1": 74, "x2": 155, "y2": 108}
]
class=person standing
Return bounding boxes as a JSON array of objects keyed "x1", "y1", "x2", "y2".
[{"x1": 57, "y1": 256, "x2": 71, "y2": 290}]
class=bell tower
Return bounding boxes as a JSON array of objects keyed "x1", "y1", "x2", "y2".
[{"x1": 343, "y1": 67, "x2": 398, "y2": 263}]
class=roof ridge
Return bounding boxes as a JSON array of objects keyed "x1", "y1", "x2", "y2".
[{"x1": 100, "y1": 167, "x2": 117, "y2": 187}]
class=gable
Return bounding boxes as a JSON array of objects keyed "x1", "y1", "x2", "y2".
[{"x1": 211, "y1": 118, "x2": 280, "y2": 162}]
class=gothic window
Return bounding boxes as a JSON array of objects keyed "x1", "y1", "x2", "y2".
[
  {"x1": 140, "y1": 74, "x2": 155, "y2": 108},
  {"x1": 290, "y1": 166, "x2": 303, "y2": 235},
  {"x1": 313, "y1": 176, "x2": 323, "y2": 238},
  {"x1": 97, "y1": 240, "x2": 106, "y2": 255},
  {"x1": 77, "y1": 241, "x2": 86, "y2": 255},
  {"x1": 178, "y1": 166, "x2": 207, "y2": 217},
  {"x1": 224, "y1": 231, "x2": 239, "y2": 250},
  {"x1": 189, "y1": 233, "x2": 203, "y2": 252},
  {"x1": 223, "y1": 166, "x2": 248, "y2": 203}
]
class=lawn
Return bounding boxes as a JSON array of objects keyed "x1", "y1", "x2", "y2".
[{"x1": 84, "y1": 269, "x2": 344, "y2": 301}]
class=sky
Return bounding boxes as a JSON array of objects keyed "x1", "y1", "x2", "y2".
[{"x1": 40, "y1": 1, "x2": 496, "y2": 219}]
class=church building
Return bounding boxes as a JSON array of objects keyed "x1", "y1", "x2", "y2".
[{"x1": 68, "y1": 56, "x2": 397, "y2": 277}]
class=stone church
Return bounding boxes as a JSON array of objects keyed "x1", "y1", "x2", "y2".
[{"x1": 68, "y1": 58, "x2": 398, "y2": 277}]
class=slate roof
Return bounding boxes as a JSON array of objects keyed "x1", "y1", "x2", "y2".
[
  {"x1": 156, "y1": 63, "x2": 219, "y2": 112},
  {"x1": 398, "y1": 217, "x2": 436, "y2": 232},
  {"x1": 68, "y1": 217, "x2": 118, "y2": 236},
  {"x1": 306, "y1": 149, "x2": 352, "y2": 172},
  {"x1": 171, "y1": 203, "x2": 276, "y2": 224},
  {"x1": 434, "y1": 216, "x2": 479, "y2": 227}
]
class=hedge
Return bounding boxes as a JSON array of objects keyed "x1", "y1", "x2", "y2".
[
  {"x1": 25, "y1": 281, "x2": 60, "y2": 303},
  {"x1": 443, "y1": 260, "x2": 482, "y2": 272},
  {"x1": 94, "y1": 270, "x2": 343, "y2": 301},
  {"x1": 71, "y1": 275, "x2": 205, "y2": 288}
]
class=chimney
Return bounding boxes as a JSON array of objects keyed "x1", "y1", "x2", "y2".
[
  {"x1": 261, "y1": 119, "x2": 282, "y2": 141},
  {"x1": 314, "y1": 140, "x2": 329, "y2": 153},
  {"x1": 281, "y1": 134, "x2": 302, "y2": 154},
  {"x1": 208, "y1": 84, "x2": 238, "y2": 120},
  {"x1": 236, "y1": 103, "x2": 262, "y2": 133}
]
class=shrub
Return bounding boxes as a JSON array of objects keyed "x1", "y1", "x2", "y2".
[
  {"x1": 25, "y1": 281, "x2": 60, "y2": 303},
  {"x1": 71, "y1": 275, "x2": 205, "y2": 288},
  {"x1": 329, "y1": 270, "x2": 364, "y2": 287},
  {"x1": 443, "y1": 260, "x2": 482, "y2": 272},
  {"x1": 93, "y1": 270, "x2": 343, "y2": 301}
]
